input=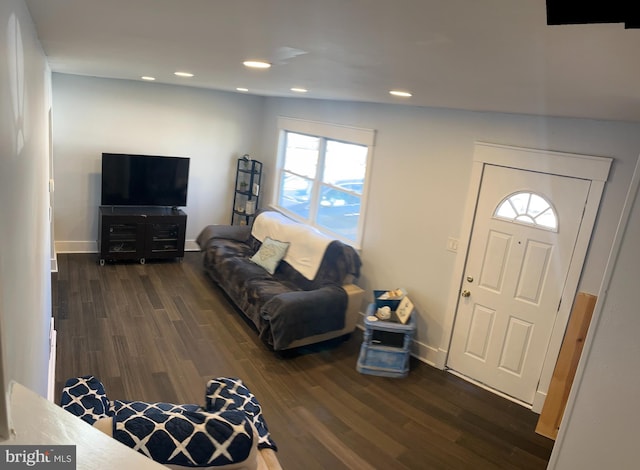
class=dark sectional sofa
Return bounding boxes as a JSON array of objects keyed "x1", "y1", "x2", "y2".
[{"x1": 196, "y1": 211, "x2": 364, "y2": 350}]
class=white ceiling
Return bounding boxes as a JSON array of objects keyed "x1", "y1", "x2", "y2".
[{"x1": 24, "y1": 0, "x2": 640, "y2": 122}]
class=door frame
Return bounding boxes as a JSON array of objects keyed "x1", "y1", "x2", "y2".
[{"x1": 438, "y1": 142, "x2": 611, "y2": 412}]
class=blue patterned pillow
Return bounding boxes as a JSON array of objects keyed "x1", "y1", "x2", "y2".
[
  {"x1": 112, "y1": 400, "x2": 202, "y2": 419},
  {"x1": 60, "y1": 375, "x2": 113, "y2": 424},
  {"x1": 113, "y1": 408, "x2": 256, "y2": 467},
  {"x1": 205, "y1": 377, "x2": 277, "y2": 451}
]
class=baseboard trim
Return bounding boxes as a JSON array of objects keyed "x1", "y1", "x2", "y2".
[
  {"x1": 50, "y1": 255, "x2": 58, "y2": 273},
  {"x1": 435, "y1": 348, "x2": 448, "y2": 370},
  {"x1": 55, "y1": 240, "x2": 96, "y2": 253},
  {"x1": 532, "y1": 390, "x2": 547, "y2": 414},
  {"x1": 54, "y1": 240, "x2": 199, "y2": 254},
  {"x1": 185, "y1": 240, "x2": 199, "y2": 251},
  {"x1": 47, "y1": 318, "x2": 57, "y2": 402},
  {"x1": 411, "y1": 340, "x2": 439, "y2": 367},
  {"x1": 54, "y1": 238, "x2": 379, "y2": 255}
]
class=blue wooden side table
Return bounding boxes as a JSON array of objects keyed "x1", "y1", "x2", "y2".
[{"x1": 357, "y1": 303, "x2": 416, "y2": 378}]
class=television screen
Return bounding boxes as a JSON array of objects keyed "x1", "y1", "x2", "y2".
[{"x1": 101, "y1": 153, "x2": 190, "y2": 207}]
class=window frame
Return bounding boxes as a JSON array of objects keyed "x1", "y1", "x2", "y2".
[
  {"x1": 493, "y1": 191, "x2": 559, "y2": 232},
  {"x1": 272, "y1": 117, "x2": 375, "y2": 248}
]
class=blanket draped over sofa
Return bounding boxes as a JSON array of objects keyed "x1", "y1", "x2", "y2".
[{"x1": 196, "y1": 211, "x2": 364, "y2": 350}]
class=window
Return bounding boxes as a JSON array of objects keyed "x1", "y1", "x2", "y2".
[
  {"x1": 274, "y1": 117, "x2": 374, "y2": 247},
  {"x1": 494, "y1": 191, "x2": 558, "y2": 231}
]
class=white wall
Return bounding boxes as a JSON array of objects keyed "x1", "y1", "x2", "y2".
[
  {"x1": 549, "y1": 158, "x2": 640, "y2": 469},
  {"x1": 0, "y1": 0, "x2": 52, "y2": 396},
  {"x1": 51, "y1": 74, "x2": 266, "y2": 251},
  {"x1": 51, "y1": 74, "x2": 640, "y2": 368},
  {"x1": 259, "y1": 98, "x2": 640, "y2": 363}
]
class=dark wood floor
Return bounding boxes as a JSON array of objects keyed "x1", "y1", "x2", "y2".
[{"x1": 52, "y1": 253, "x2": 554, "y2": 469}]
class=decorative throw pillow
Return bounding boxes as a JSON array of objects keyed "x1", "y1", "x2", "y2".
[
  {"x1": 250, "y1": 237, "x2": 289, "y2": 275},
  {"x1": 205, "y1": 377, "x2": 278, "y2": 451},
  {"x1": 112, "y1": 408, "x2": 257, "y2": 468},
  {"x1": 61, "y1": 375, "x2": 113, "y2": 424}
]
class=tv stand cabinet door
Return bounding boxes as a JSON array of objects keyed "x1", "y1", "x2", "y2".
[
  {"x1": 144, "y1": 213, "x2": 187, "y2": 260},
  {"x1": 98, "y1": 212, "x2": 146, "y2": 263}
]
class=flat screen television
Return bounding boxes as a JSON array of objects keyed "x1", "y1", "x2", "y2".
[{"x1": 101, "y1": 153, "x2": 190, "y2": 207}]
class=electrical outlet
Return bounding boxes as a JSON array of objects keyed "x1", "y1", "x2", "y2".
[{"x1": 446, "y1": 237, "x2": 458, "y2": 253}]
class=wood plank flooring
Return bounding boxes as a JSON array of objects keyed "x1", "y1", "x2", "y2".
[{"x1": 52, "y1": 253, "x2": 554, "y2": 469}]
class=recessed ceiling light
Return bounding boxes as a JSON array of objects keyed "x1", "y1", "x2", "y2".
[
  {"x1": 389, "y1": 90, "x2": 412, "y2": 97},
  {"x1": 291, "y1": 87, "x2": 308, "y2": 93},
  {"x1": 236, "y1": 87, "x2": 249, "y2": 92},
  {"x1": 141, "y1": 76, "x2": 155, "y2": 81},
  {"x1": 174, "y1": 71, "x2": 194, "y2": 77},
  {"x1": 243, "y1": 60, "x2": 271, "y2": 69}
]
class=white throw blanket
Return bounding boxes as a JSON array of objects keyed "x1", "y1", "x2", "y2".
[{"x1": 251, "y1": 211, "x2": 333, "y2": 280}]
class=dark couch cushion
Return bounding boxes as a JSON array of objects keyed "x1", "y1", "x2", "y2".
[
  {"x1": 246, "y1": 279, "x2": 300, "y2": 309},
  {"x1": 204, "y1": 239, "x2": 253, "y2": 267}
]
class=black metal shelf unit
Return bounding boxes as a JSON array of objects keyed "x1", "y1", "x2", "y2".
[{"x1": 231, "y1": 157, "x2": 262, "y2": 226}]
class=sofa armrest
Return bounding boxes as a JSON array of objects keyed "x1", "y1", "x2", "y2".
[
  {"x1": 343, "y1": 284, "x2": 364, "y2": 332},
  {"x1": 261, "y1": 285, "x2": 351, "y2": 350},
  {"x1": 196, "y1": 224, "x2": 251, "y2": 249}
]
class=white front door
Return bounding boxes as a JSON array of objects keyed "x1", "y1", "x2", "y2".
[{"x1": 447, "y1": 164, "x2": 590, "y2": 405}]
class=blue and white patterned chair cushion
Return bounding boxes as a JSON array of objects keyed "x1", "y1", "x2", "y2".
[
  {"x1": 60, "y1": 375, "x2": 112, "y2": 424},
  {"x1": 205, "y1": 377, "x2": 277, "y2": 451},
  {"x1": 112, "y1": 400, "x2": 202, "y2": 418},
  {"x1": 60, "y1": 375, "x2": 276, "y2": 468},
  {"x1": 113, "y1": 408, "x2": 255, "y2": 467}
]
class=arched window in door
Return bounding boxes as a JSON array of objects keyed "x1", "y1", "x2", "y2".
[{"x1": 494, "y1": 191, "x2": 558, "y2": 231}]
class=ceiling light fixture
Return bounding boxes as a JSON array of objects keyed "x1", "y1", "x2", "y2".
[
  {"x1": 141, "y1": 76, "x2": 156, "y2": 81},
  {"x1": 236, "y1": 87, "x2": 249, "y2": 92},
  {"x1": 174, "y1": 71, "x2": 194, "y2": 77},
  {"x1": 243, "y1": 60, "x2": 271, "y2": 69},
  {"x1": 291, "y1": 87, "x2": 308, "y2": 93},
  {"x1": 389, "y1": 90, "x2": 412, "y2": 97}
]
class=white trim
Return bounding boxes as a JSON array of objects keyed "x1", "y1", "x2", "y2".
[
  {"x1": 55, "y1": 240, "x2": 198, "y2": 254},
  {"x1": 47, "y1": 318, "x2": 56, "y2": 402},
  {"x1": 50, "y1": 254, "x2": 58, "y2": 273},
  {"x1": 532, "y1": 390, "x2": 547, "y2": 414},
  {"x1": 435, "y1": 348, "x2": 448, "y2": 370},
  {"x1": 184, "y1": 240, "x2": 200, "y2": 251},
  {"x1": 0, "y1": 290, "x2": 10, "y2": 440},
  {"x1": 55, "y1": 240, "x2": 96, "y2": 253},
  {"x1": 474, "y1": 142, "x2": 611, "y2": 181},
  {"x1": 273, "y1": 117, "x2": 375, "y2": 250},
  {"x1": 548, "y1": 154, "x2": 640, "y2": 468},
  {"x1": 537, "y1": 179, "x2": 605, "y2": 398},
  {"x1": 411, "y1": 340, "x2": 439, "y2": 367},
  {"x1": 440, "y1": 142, "x2": 612, "y2": 409},
  {"x1": 277, "y1": 116, "x2": 376, "y2": 146},
  {"x1": 439, "y1": 160, "x2": 484, "y2": 367},
  {"x1": 55, "y1": 240, "x2": 199, "y2": 254}
]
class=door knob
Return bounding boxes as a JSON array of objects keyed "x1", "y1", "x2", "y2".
[{"x1": 461, "y1": 290, "x2": 471, "y2": 297}]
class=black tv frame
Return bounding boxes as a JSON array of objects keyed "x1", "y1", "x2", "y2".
[{"x1": 101, "y1": 153, "x2": 190, "y2": 208}]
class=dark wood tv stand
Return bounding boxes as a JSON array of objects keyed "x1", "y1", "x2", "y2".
[{"x1": 98, "y1": 206, "x2": 187, "y2": 265}]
